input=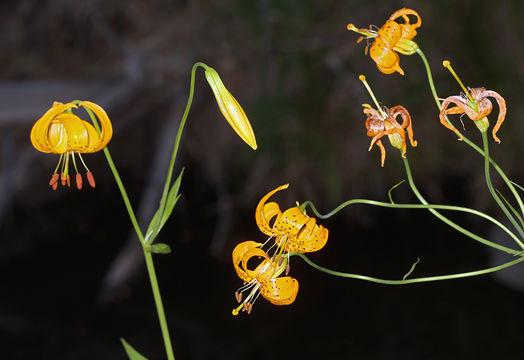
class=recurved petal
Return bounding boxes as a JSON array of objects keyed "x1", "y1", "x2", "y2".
[
  {"x1": 260, "y1": 276, "x2": 299, "y2": 305},
  {"x1": 255, "y1": 184, "x2": 289, "y2": 236},
  {"x1": 79, "y1": 101, "x2": 113, "y2": 152},
  {"x1": 241, "y1": 248, "x2": 275, "y2": 280},
  {"x1": 233, "y1": 241, "x2": 262, "y2": 282},
  {"x1": 274, "y1": 207, "x2": 310, "y2": 238},
  {"x1": 369, "y1": 39, "x2": 404, "y2": 75},
  {"x1": 204, "y1": 67, "x2": 257, "y2": 150},
  {"x1": 291, "y1": 219, "x2": 329, "y2": 253},
  {"x1": 30, "y1": 102, "x2": 77, "y2": 153}
]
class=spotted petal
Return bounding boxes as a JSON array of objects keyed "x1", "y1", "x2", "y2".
[{"x1": 260, "y1": 277, "x2": 299, "y2": 305}]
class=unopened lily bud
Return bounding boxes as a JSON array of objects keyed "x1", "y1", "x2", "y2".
[{"x1": 204, "y1": 67, "x2": 258, "y2": 150}]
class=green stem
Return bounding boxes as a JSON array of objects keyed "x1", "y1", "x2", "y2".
[
  {"x1": 292, "y1": 252, "x2": 524, "y2": 285},
  {"x1": 151, "y1": 62, "x2": 210, "y2": 244},
  {"x1": 482, "y1": 132, "x2": 524, "y2": 238},
  {"x1": 416, "y1": 48, "x2": 524, "y2": 221},
  {"x1": 403, "y1": 155, "x2": 524, "y2": 251},
  {"x1": 303, "y1": 198, "x2": 522, "y2": 255},
  {"x1": 82, "y1": 106, "x2": 175, "y2": 360}
]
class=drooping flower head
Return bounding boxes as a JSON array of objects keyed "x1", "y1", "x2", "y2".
[
  {"x1": 347, "y1": 8, "x2": 421, "y2": 75},
  {"x1": 359, "y1": 75, "x2": 417, "y2": 166},
  {"x1": 255, "y1": 184, "x2": 329, "y2": 253},
  {"x1": 439, "y1": 61, "x2": 507, "y2": 143},
  {"x1": 204, "y1": 66, "x2": 257, "y2": 150},
  {"x1": 232, "y1": 241, "x2": 299, "y2": 315},
  {"x1": 30, "y1": 101, "x2": 113, "y2": 190}
]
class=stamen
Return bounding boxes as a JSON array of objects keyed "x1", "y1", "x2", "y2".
[
  {"x1": 285, "y1": 264, "x2": 290, "y2": 276},
  {"x1": 61, "y1": 173, "x2": 67, "y2": 186},
  {"x1": 359, "y1": 75, "x2": 387, "y2": 118},
  {"x1": 76, "y1": 173, "x2": 83, "y2": 190},
  {"x1": 235, "y1": 291, "x2": 242, "y2": 303},
  {"x1": 442, "y1": 60, "x2": 474, "y2": 103},
  {"x1": 49, "y1": 174, "x2": 59, "y2": 190},
  {"x1": 86, "y1": 171, "x2": 96, "y2": 188}
]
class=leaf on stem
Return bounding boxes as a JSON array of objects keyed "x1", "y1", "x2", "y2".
[
  {"x1": 121, "y1": 338, "x2": 149, "y2": 360},
  {"x1": 144, "y1": 168, "x2": 185, "y2": 244},
  {"x1": 148, "y1": 243, "x2": 172, "y2": 254}
]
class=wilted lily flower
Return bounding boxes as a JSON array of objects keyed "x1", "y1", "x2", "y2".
[
  {"x1": 255, "y1": 184, "x2": 329, "y2": 253},
  {"x1": 232, "y1": 241, "x2": 299, "y2": 315},
  {"x1": 30, "y1": 101, "x2": 113, "y2": 190},
  {"x1": 204, "y1": 67, "x2": 257, "y2": 150},
  {"x1": 359, "y1": 75, "x2": 417, "y2": 166},
  {"x1": 440, "y1": 61, "x2": 506, "y2": 143},
  {"x1": 347, "y1": 8, "x2": 421, "y2": 75},
  {"x1": 363, "y1": 104, "x2": 417, "y2": 167}
]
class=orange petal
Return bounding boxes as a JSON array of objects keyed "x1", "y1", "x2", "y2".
[
  {"x1": 274, "y1": 207, "x2": 310, "y2": 238},
  {"x1": 232, "y1": 241, "x2": 262, "y2": 282},
  {"x1": 260, "y1": 276, "x2": 299, "y2": 305},
  {"x1": 78, "y1": 101, "x2": 113, "y2": 152},
  {"x1": 255, "y1": 184, "x2": 289, "y2": 236}
]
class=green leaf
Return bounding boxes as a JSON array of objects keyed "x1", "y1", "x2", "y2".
[
  {"x1": 121, "y1": 338, "x2": 149, "y2": 360},
  {"x1": 496, "y1": 189, "x2": 524, "y2": 230},
  {"x1": 160, "y1": 168, "x2": 185, "y2": 227},
  {"x1": 148, "y1": 243, "x2": 172, "y2": 254},
  {"x1": 387, "y1": 180, "x2": 406, "y2": 204},
  {"x1": 144, "y1": 168, "x2": 185, "y2": 244}
]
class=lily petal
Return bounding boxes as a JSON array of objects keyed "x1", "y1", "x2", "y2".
[
  {"x1": 260, "y1": 277, "x2": 299, "y2": 305},
  {"x1": 255, "y1": 184, "x2": 289, "y2": 236}
]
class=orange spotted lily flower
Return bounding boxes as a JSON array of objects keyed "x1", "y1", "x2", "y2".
[
  {"x1": 204, "y1": 67, "x2": 258, "y2": 150},
  {"x1": 232, "y1": 241, "x2": 299, "y2": 315},
  {"x1": 30, "y1": 101, "x2": 113, "y2": 190},
  {"x1": 255, "y1": 184, "x2": 328, "y2": 253},
  {"x1": 347, "y1": 8, "x2": 421, "y2": 75},
  {"x1": 439, "y1": 61, "x2": 506, "y2": 143}
]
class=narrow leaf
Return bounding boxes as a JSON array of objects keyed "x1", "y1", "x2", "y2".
[
  {"x1": 121, "y1": 338, "x2": 149, "y2": 360},
  {"x1": 387, "y1": 180, "x2": 406, "y2": 204},
  {"x1": 145, "y1": 208, "x2": 162, "y2": 243},
  {"x1": 511, "y1": 181, "x2": 524, "y2": 193},
  {"x1": 160, "y1": 168, "x2": 185, "y2": 227}
]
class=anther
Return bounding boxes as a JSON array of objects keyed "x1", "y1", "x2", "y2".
[
  {"x1": 66, "y1": 175, "x2": 71, "y2": 187},
  {"x1": 49, "y1": 174, "x2": 59, "y2": 187},
  {"x1": 235, "y1": 291, "x2": 242, "y2": 303},
  {"x1": 61, "y1": 174, "x2": 67, "y2": 186},
  {"x1": 76, "y1": 173, "x2": 83, "y2": 190},
  {"x1": 86, "y1": 171, "x2": 96, "y2": 188},
  {"x1": 285, "y1": 264, "x2": 290, "y2": 276}
]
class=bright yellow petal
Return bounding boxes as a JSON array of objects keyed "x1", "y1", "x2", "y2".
[
  {"x1": 260, "y1": 276, "x2": 299, "y2": 305},
  {"x1": 30, "y1": 102, "x2": 77, "y2": 153},
  {"x1": 78, "y1": 101, "x2": 113, "y2": 152},
  {"x1": 53, "y1": 113, "x2": 90, "y2": 152},
  {"x1": 255, "y1": 184, "x2": 289, "y2": 236},
  {"x1": 232, "y1": 241, "x2": 262, "y2": 283},
  {"x1": 205, "y1": 67, "x2": 257, "y2": 150},
  {"x1": 274, "y1": 207, "x2": 310, "y2": 238},
  {"x1": 290, "y1": 218, "x2": 329, "y2": 253},
  {"x1": 241, "y1": 248, "x2": 275, "y2": 281}
]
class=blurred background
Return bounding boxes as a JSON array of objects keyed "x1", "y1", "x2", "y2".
[{"x1": 1, "y1": 0, "x2": 524, "y2": 358}]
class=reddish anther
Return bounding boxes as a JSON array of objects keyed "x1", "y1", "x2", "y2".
[
  {"x1": 76, "y1": 173, "x2": 83, "y2": 190},
  {"x1": 86, "y1": 171, "x2": 96, "y2": 188},
  {"x1": 235, "y1": 291, "x2": 242, "y2": 303},
  {"x1": 49, "y1": 174, "x2": 59, "y2": 187},
  {"x1": 66, "y1": 175, "x2": 71, "y2": 187},
  {"x1": 61, "y1": 174, "x2": 67, "y2": 186}
]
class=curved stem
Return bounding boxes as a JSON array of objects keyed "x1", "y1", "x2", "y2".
[
  {"x1": 151, "y1": 62, "x2": 210, "y2": 244},
  {"x1": 403, "y1": 155, "x2": 524, "y2": 251},
  {"x1": 416, "y1": 48, "x2": 524, "y2": 221},
  {"x1": 292, "y1": 252, "x2": 524, "y2": 285},
  {"x1": 303, "y1": 199, "x2": 522, "y2": 255},
  {"x1": 482, "y1": 132, "x2": 524, "y2": 238}
]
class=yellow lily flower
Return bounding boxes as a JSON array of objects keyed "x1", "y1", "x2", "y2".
[
  {"x1": 204, "y1": 67, "x2": 258, "y2": 150},
  {"x1": 30, "y1": 101, "x2": 113, "y2": 190},
  {"x1": 232, "y1": 241, "x2": 299, "y2": 315},
  {"x1": 347, "y1": 8, "x2": 421, "y2": 75},
  {"x1": 255, "y1": 184, "x2": 329, "y2": 253}
]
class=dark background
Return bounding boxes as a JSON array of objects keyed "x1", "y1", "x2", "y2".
[{"x1": 1, "y1": 0, "x2": 524, "y2": 359}]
